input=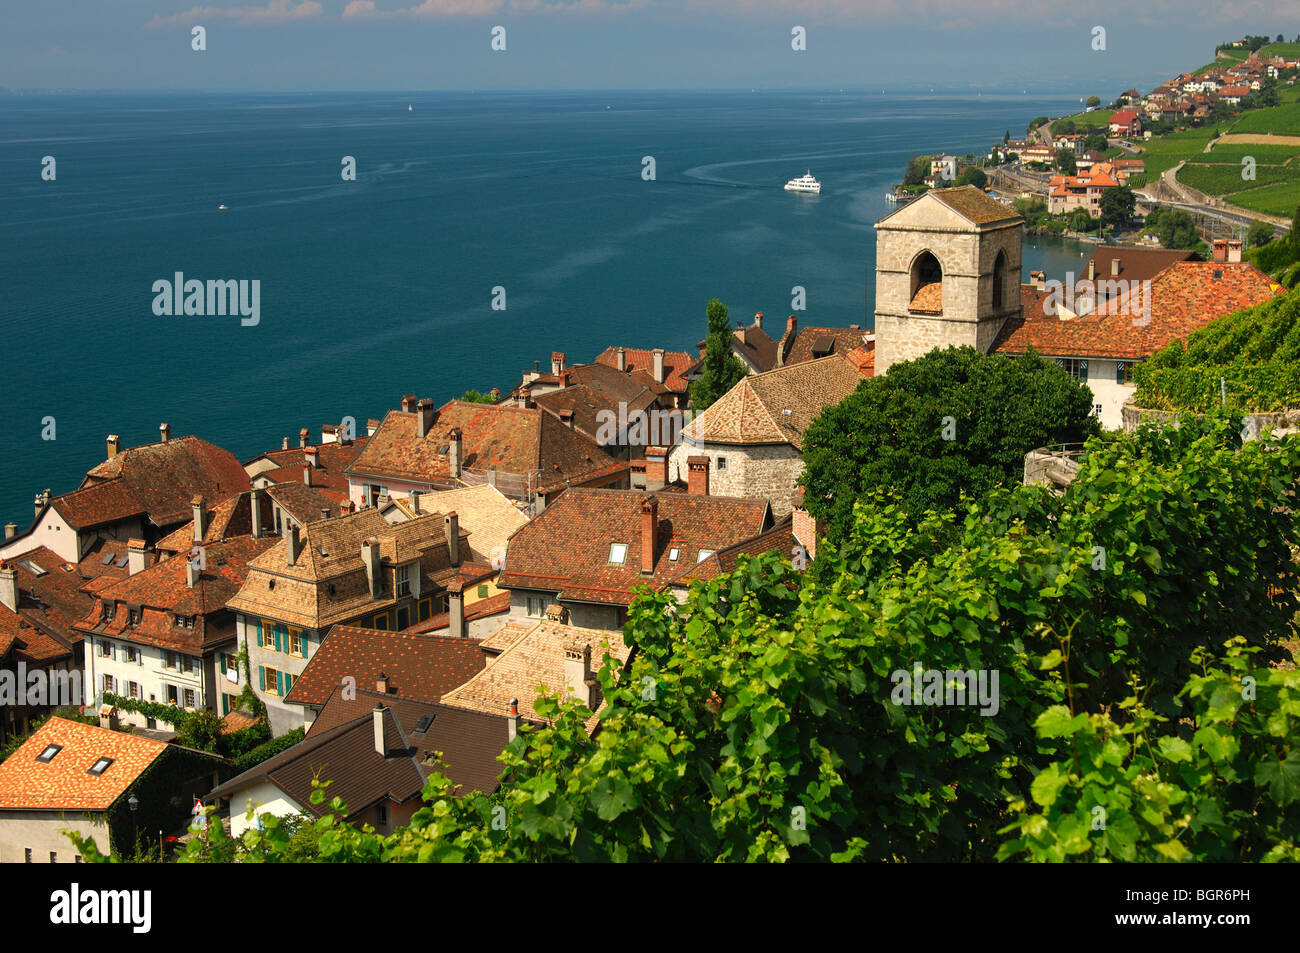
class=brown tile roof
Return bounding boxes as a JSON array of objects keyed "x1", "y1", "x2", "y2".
[
  {"x1": 0, "y1": 717, "x2": 167, "y2": 811},
  {"x1": 73, "y1": 536, "x2": 274, "y2": 653},
  {"x1": 206, "y1": 705, "x2": 428, "y2": 817},
  {"x1": 733, "y1": 323, "x2": 779, "y2": 371},
  {"x1": 226, "y1": 510, "x2": 464, "y2": 630},
  {"x1": 440, "y1": 619, "x2": 631, "y2": 733},
  {"x1": 923, "y1": 185, "x2": 1022, "y2": 226},
  {"x1": 384, "y1": 484, "x2": 528, "y2": 563},
  {"x1": 0, "y1": 547, "x2": 96, "y2": 660},
  {"x1": 565, "y1": 361, "x2": 670, "y2": 406},
  {"x1": 404, "y1": 591, "x2": 511, "y2": 635},
  {"x1": 220, "y1": 710, "x2": 260, "y2": 735},
  {"x1": 670, "y1": 520, "x2": 798, "y2": 585},
  {"x1": 58, "y1": 436, "x2": 250, "y2": 530},
  {"x1": 263, "y1": 482, "x2": 342, "y2": 526},
  {"x1": 246, "y1": 439, "x2": 368, "y2": 502},
  {"x1": 996, "y1": 263, "x2": 1283, "y2": 361},
  {"x1": 593, "y1": 347, "x2": 696, "y2": 393},
  {"x1": 283, "y1": 624, "x2": 487, "y2": 707},
  {"x1": 498, "y1": 488, "x2": 770, "y2": 602},
  {"x1": 783, "y1": 326, "x2": 872, "y2": 365},
  {"x1": 1076, "y1": 246, "x2": 1196, "y2": 293},
  {"x1": 844, "y1": 343, "x2": 875, "y2": 377},
  {"x1": 909, "y1": 281, "x2": 944, "y2": 313},
  {"x1": 76, "y1": 539, "x2": 132, "y2": 581},
  {"x1": 679, "y1": 355, "x2": 862, "y2": 450},
  {"x1": 346, "y1": 400, "x2": 625, "y2": 496},
  {"x1": 155, "y1": 490, "x2": 274, "y2": 554}
]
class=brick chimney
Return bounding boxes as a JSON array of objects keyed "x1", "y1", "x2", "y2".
[
  {"x1": 1227, "y1": 239, "x2": 1242, "y2": 263},
  {"x1": 687, "y1": 456, "x2": 709, "y2": 496},
  {"x1": 507, "y1": 698, "x2": 519, "y2": 742},
  {"x1": 286, "y1": 523, "x2": 301, "y2": 567},
  {"x1": 753, "y1": 311, "x2": 763, "y2": 331},
  {"x1": 0, "y1": 562, "x2": 18, "y2": 612},
  {"x1": 401, "y1": 394, "x2": 417, "y2": 413},
  {"x1": 416, "y1": 399, "x2": 435, "y2": 439},
  {"x1": 551, "y1": 352, "x2": 566, "y2": 375},
  {"x1": 191, "y1": 495, "x2": 207, "y2": 541},
  {"x1": 106, "y1": 435, "x2": 121, "y2": 460},
  {"x1": 444, "y1": 512, "x2": 460, "y2": 566},
  {"x1": 448, "y1": 428, "x2": 463, "y2": 478},
  {"x1": 299, "y1": 428, "x2": 309, "y2": 449},
  {"x1": 563, "y1": 638, "x2": 592, "y2": 708},
  {"x1": 644, "y1": 447, "x2": 667, "y2": 492},
  {"x1": 447, "y1": 579, "x2": 466, "y2": 638},
  {"x1": 304, "y1": 446, "x2": 319, "y2": 469},
  {"x1": 616, "y1": 346, "x2": 626, "y2": 372},
  {"x1": 1212, "y1": 238, "x2": 1228, "y2": 263},
  {"x1": 159, "y1": 422, "x2": 170, "y2": 444},
  {"x1": 127, "y1": 538, "x2": 151, "y2": 576},
  {"x1": 640, "y1": 495, "x2": 658, "y2": 575},
  {"x1": 520, "y1": 388, "x2": 533, "y2": 409},
  {"x1": 3, "y1": 524, "x2": 16, "y2": 541},
  {"x1": 250, "y1": 487, "x2": 264, "y2": 538},
  {"x1": 361, "y1": 538, "x2": 382, "y2": 598},
  {"x1": 375, "y1": 672, "x2": 390, "y2": 693},
  {"x1": 652, "y1": 348, "x2": 666, "y2": 384}
]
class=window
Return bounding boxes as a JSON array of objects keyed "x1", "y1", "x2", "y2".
[
  {"x1": 264, "y1": 667, "x2": 280, "y2": 696},
  {"x1": 99, "y1": 641, "x2": 112, "y2": 659},
  {"x1": 367, "y1": 485, "x2": 385, "y2": 507},
  {"x1": 372, "y1": 611, "x2": 390, "y2": 631},
  {"x1": 1116, "y1": 361, "x2": 1134, "y2": 385},
  {"x1": 128, "y1": 681, "x2": 141, "y2": 700},
  {"x1": 183, "y1": 688, "x2": 196, "y2": 708},
  {"x1": 163, "y1": 651, "x2": 175, "y2": 669},
  {"x1": 50, "y1": 851, "x2": 57, "y2": 863},
  {"x1": 608, "y1": 543, "x2": 627, "y2": 565},
  {"x1": 24, "y1": 849, "x2": 31, "y2": 863},
  {"x1": 1056, "y1": 357, "x2": 1088, "y2": 382},
  {"x1": 166, "y1": 684, "x2": 179, "y2": 705},
  {"x1": 174, "y1": 615, "x2": 194, "y2": 628},
  {"x1": 128, "y1": 607, "x2": 141, "y2": 625},
  {"x1": 396, "y1": 564, "x2": 412, "y2": 598},
  {"x1": 697, "y1": 550, "x2": 715, "y2": 563},
  {"x1": 526, "y1": 595, "x2": 544, "y2": 618},
  {"x1": 477, "y1": 584, "x2": 489, "y2": 599},
  {"x1": 74, "y1": 855, "x2": 82, "y2": 864},
  {"x1": 101, "y1": 674, "x2": 114, "y2": 694},
  {"x1": 100, "y1": 603, "x2": 113, "y2": 622},
  {"x1": 87, "y1": 757, "x2": 114, "y2": 776},
  {"x1": 261, "y1": 621, "x2": 276, "y2": 649},
  {"x1": 1093, "y1": 404, "x2": 1103, "y2": 417},
  {"x1": 124, "y1": 645, "x2": 138, "y2": 664},
  {"x1": 396, "y1": 606, "x2": 410, "y2": 630},
  {"x1": 289, "y1": 628, "x2": 303, "y2": 657},
  {"x1": 36, "y1": 744, "x2": 62, "y2": 763},
  {"x1": 668, "y1": 548, "x2": 680, "y2": 562},
  {"x1": 415, "y1": 714, "x2": 435, "y2": 734},
  {"x1": 716, "y1": 457, "x2": 727, "y2": 471},
  {"x1": 418, "y1": 598, "x2": 432, "y2": 622},
  {"x1": 179, "y1": 656, "x2": 193, "y2": 675},
  {"x1": 376, "y1": 802, "x2": 389, "y2": 826}
]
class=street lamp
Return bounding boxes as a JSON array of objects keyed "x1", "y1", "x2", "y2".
[{"x1": 128, "y1": 794, "x2": 139, "y2": 856}]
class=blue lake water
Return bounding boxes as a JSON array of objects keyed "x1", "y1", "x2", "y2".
[{"x1": 0, "y1": 90, "x2": 1091, "y2": 527}]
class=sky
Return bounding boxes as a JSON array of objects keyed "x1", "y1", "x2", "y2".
[{"x1": 4, "y1": 0, "x2": 1300, "y2": 92}]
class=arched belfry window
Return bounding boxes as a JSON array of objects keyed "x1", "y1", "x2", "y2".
[
  {"x1": 909, "y1": 251, "x2": 943, "y2": 314},
  {"x1": 992, "y1": 250, "x2": 1007, "y2": 311}
]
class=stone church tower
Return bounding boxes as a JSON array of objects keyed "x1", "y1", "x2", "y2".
[{"x1": 873, "y1": 186, "x2": 1023, "y2": 376}]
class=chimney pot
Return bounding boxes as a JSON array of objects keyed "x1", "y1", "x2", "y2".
[
  {"x1": 448, "y1": 579, "x2": 466, "y2": 638},
  {"x1": 401, "y1": 394, "x2": 417, "y2": 413},
  {"x1": 551, "y1": 352, "x2": 566, "y2": 375},
  {"x1": 303, "y1": 466, "x2": 312, "y2": 488},
  {"x1": 373, "y1": 705, "x2": 387, "y2": 756},
  {"x1": 563, "y1": 638, "x2": 592, "y2": 708},
  {"x1": 186, "y1": 556, "x2": 200, "y2": 589},
  {"x1": 753, "y1": 311, "x2": 763, "y2": 331},
  {"x1": 507, "y1": 698, "x2": 519, "y2": 741},
  {"x1": 616, "y1": 346, "x2": 626, "y2": 372},
  {"x1": 250, "y1": 487, "x2": 264, "y2": 538},
  {"x1": 106, "y1": 435, "x2": 121, "y2": 460},
  {"x1": 1111, "y1": 258, "x2": 1122, "y2": 276},
  {"x1": 304, "y1": 446, "x2": 319, "y2": 468},
  {"x1": 1227, "y1": 239, "x2": 1242, "y2": 263},
  {"x1": 3, "y1": 523, "x2": 16, "y2": 541},
  {"x1": 361, "y1": 538, "x2": 382, "y2": 599},
  {"x1": 448, "y1": 427, "x2": 463, "y2": 479},
  {"x1": 644, "y1": 447, "x2": 667, "y2": 492},
  {"x1": 640, "y1": 494, "x2": 658, "y2": 575},
  {"x1": 410, "y1": 490, "x2": 421, "y2": 514},
  {"x1": 191, "y1": 495, "x2": 207, "y2": 541},
  {"x1": 417, "y1": 399, "x2": 435, "y2": 439},
  {"x1": 375, "y1": 672, "x2": 389, "y2": 694},
  {"x1": 299, "y1": 428, "x2": 309, "y2": 449},
  {"x1": 159, "y1": 422, "x2": 170, "y2": 444},
  {"x1": 127, "y1": 538, "x2": 151, "y2": 576},
  {"x1": 282, "y1": 436, "x2": 290, "y2": 451},
  {"x1": 0, "y1": 563, "x2": 18, "y2": 613},
  {"x1": 1213, "y1": 239, "x2": 1228, "y2": 263},
  {"x1": 652, "y1": 348, "x2": 666, "y2": 384},
  {"x1": 520, "y1": 388, "x2": 533, "y2": 409},
  {"x1": 1087, "y1": 259, "x2": 1095, "y2": 280}
]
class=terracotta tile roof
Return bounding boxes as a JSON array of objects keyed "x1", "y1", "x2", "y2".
[
  {"x1": 909, "y1": 281, "x2": 944, "y2": 313},
  {"x1": 76, "y1": 539, "x2": 132, "y2": 581},
  {"x1": 920, "y1": 185, "x2": 1021, "y2": 226},
  {"x1": 283, "y1": 624, "x2": 487, "y2": 707},
  {"x1": 566, "y1": 361, "x2": 670, "y2": 406},
  {"x1": 995, "y1": 263, "x2": 1283, "y2": 361},
  {"x1": 0, "y1": 717, "x2": 168, "y2": 811},
  {"x1": 155, "y1": 490, "x2": 274, "y2": 554},
  {"x1": 246, "y1": 439, "x2": 368, "y2": 501},
  {"x1": 263, "y1": 482, "x2": 342, "y2": 526},
  {"x1": 593, "y1": 347, "x2": 696, "y2": 393},
  {"x1": 73, "y1": 536, "x2": 274, "y2": 653},
  {"x1": 679, "y1": 355, "x2": 862, "y2": 450},
  {"x1": 58, "y1": 436, "x2": 250, "y2": 530},
  {"x1": 383, "y1": 485, "x2": 528, "y2": 563},
  {"x1": 220, "y1": 711, "x2": 260, "y2": 735},
  {"x1": 670, "y1": 520, "x2": 798, "y2": 585},
  {"x1": 844, "y1": 343, "x2": 875, "y2": 377},
  {"x1": 404, "y1": 591, "x2": 511, "y2": 635},
  {"x1": 206, "y1": 705, "x2": 428, "y2": 817},
  {"x1": 440, "y1": 619, "x2": 631, "y2": 733},
  {"x1": 1110, "y1": 109, "x2": 1142, "y2": 125},
  {"x1": 732, "y1": 324, "x2": 779, "y2": 371},
  {"x1": 478, "y1": 621, "x2": 532, "y2": 653},
  {"x1": 498, "y1": 488, "x2": 770, "y2": 602},
  {"x1": 783, "y1": 326, "x2": 872, "y2": 365},
  {"x1": 226, "y1": 510, "x2": 465, "y2": 630},
  {"x1": 1075, "y1": 247, "x2": 1197, "y2": 295},
  {"x1": 0, "y1": 547, "x2": 96, "y2": 661},
  {"x1": 345, "y1": 400, "x2": 625, "y2": 496}
]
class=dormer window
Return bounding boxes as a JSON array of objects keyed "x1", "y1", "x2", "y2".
[
  {"x1": 87, "y1": 757, "x2": 114, "y2": 776},
  {"x1": 608, "y1": 543, "x2": 628, "y2": 566},
  {"x1": 128, "y1": 607, "x2": 142, "y2": 626},
  {"x1": 174, "y1": 615, "x2": 195, "y2": 629},
  {"x1": 100, "y1": 603, "x2": 113, "y2": 622},
  {"x1": 36, "y1": 744, "x2": 62, "y2": 763},
  {"x1": 396, "y1": 563, "x2": 412, "y2": 598}
]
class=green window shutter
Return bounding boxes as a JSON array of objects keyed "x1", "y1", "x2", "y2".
[
  {"x1": 258, "y1": 666, "x2": 266, "y2": 691},
  {"x1": 301, "y1": 636, "x2": 308, "y2": 661},
  {"x1": 1079, "y1": 359, "x2": 1088, "y2": 382},
  {"x1": 277, "y1": 671, "x2": 285, "y2": 695},
  {"x1": 1116, "y1": 361, "x2": 1126, "y2": 385}
]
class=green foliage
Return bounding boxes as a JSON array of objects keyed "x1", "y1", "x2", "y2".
[
  {"x1": 1249, "y1": 219, "x2": 1277, "y2": 249},
  {"x1": 1055, "y1": 148, "x2": 1077, "y2": 175},
  {"x1": 459, "y1": 389, "x2": 498, "y2": 404},
  {"x1": 1132, "y1": 289, "x2": 1300, "y2": 412},
  {"x1": 1099, "y1": 186, "x2": 1136, "y2": 229},
  {"x1": 1177, "y1": 162, "x2": 1293, "y2": 196},
  {"x1": 954, "y1": 166, "x2": 987, "y2": 189},
  {"x1": 1014, "y1": 196, "x2": 1051, "y2": 229},
  {"x1": 1086, "y1": 95, "x2": 1101, "y2": 108},
  {"x1": 1028, "y1": 117, "x2": 1049, "y2": 136},
  {"x1": 902, "y1": 155, "x2": 931, "y2": 187},
  {"x1": 1084, "y1": 133, "x2": 1108, "y2": 153},
  {"x1": 102, "y1": 692, "x2": 269, "y2": 759},
  {"x1": 232, "y1": 727, "x2": 305, "y2": 772},
  {"x1": 799, "y1": 346, "x2": 1100, "y2": 543},
  {"x1": 688, "y1": 298, "x2": 747, "y2": 413},
  {"x1": 1145, "y1": 206, "x2": 1199, "y2": 249}
]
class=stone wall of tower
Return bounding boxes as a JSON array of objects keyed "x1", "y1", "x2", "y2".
[{"x1": 873, "y1": 195, "x2": 1022, "y2": 376}]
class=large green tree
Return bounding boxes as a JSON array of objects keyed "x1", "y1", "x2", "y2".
[
  {"x1": 689, "y1": 298, "x2": 747, "y2": 412},
  {"x1": 1099, "y1": 186, "x2": 1136, "y2": 229},
  {"x1": 799, "y1": 346, "x2": 1100, "y2": 542}
]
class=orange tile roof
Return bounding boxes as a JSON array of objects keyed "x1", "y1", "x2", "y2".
[
  {"x1": 593, "y1": 347, "x2": 696, "y2": 393},
  {"x1": 0, "y1": 547, "x2": 95, "y2": 661},
  {"x1": 0, "y1": 717, "x2": 167, "y2": 811}
]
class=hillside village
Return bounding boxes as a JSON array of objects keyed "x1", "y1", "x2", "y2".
[{"x1": 0, "y1": 181, "x2": 1294, "y2": 863}]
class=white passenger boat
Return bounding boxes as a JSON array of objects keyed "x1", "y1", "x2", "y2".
[{"x1": 784, "y1": 171, "x2": 821, "y2": 194}]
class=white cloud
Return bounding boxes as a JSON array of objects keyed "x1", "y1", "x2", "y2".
[
  {"x1": 342, "y1": 0, "x2": 642, "y2": 18},
  {"x1": 146, "y1": 0, "x2": 324, "y2": 28}
]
